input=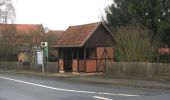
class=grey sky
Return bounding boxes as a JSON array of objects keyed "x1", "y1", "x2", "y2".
[{"x1": 14, "y1": 0, "x2": 111, "y2": 30}]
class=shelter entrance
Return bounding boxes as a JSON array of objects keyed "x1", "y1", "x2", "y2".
[{"x1": 63, "y1": 49, "x2": 72, "y2": 71}]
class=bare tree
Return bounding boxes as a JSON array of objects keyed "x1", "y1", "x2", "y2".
[
  {"x1": 0, "y1": 25, "x2": 17, "y2": 61},
  {"x1": 0, "y1": 0, "x2": 15, "y2": 23},
  {"x1": 0, "y1": 1, "x2": 16, "y2": 61}
]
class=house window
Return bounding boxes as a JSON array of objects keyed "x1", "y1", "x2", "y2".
[{"x1": 86, "y1": 48, "x2": 96, "y2": 59}]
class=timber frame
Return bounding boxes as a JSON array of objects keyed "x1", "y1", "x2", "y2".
[{"x1": 55, "y1": 22, "x2": 115, "y2": 73}]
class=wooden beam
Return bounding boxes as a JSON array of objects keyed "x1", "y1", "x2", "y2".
[
  {"x1": 71, "y1": 48, "x2": 73, "y2": 72},
  {"x1": 97, "y1": 48, "x2": 105, "y2": 71},
  {"x1": 104, "y1": 47, "x2": 107, "y2": 72},
  {"x1": 84, "y1": 48, "x2": 86, "y2": 72},
  {"x1": 77, "y1": 48, "x2": 79, "y2": 71},
  {"x1": 96, "y1": 48, "x2": 97, "y2": 72},
  {"x1": 58, "y1": 48, "x2": 60, "y2": 71},
  {"x1": 58, "y1": 48, "x2": 60, "y2": 58}
]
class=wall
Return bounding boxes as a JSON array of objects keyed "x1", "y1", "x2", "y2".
[
  {"x1": 84, "y1": 25, "x2": 114, "y2": 48},
  {"x1": 79, "y1": 60, "x2": 85, "y2": 71},
  {"x1": 86, "y1": 60, "x2": 96, "y2": 72}
]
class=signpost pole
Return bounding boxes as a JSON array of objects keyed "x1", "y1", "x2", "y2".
[
  {"x1": 45, "y1": 46, "x2": 48, "y2": 73},
  {"x1": 42, "y1": 50, "x2": 44, "y2": 73}
]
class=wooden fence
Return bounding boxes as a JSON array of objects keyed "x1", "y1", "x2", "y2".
[
  {"x1": 105, "y1": 62, "x2": 170, "y2": 77},
  {"x1": 0, "y1": 62, "x2": 59, "y2": 73}
]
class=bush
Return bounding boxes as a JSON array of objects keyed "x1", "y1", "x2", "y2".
[{"x1": 114, "y1": 24, "x2": 159, "y2": 62}]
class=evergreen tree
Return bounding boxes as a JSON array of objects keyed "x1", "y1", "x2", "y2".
[{"x1": 105, "y1": 0, "x2": 170, "y2": 46}]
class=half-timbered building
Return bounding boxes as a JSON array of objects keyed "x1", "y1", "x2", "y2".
[{"x1": 54, "y1": 22, "x2": 115, "y2": 73}]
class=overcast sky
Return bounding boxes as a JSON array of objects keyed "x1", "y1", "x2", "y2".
[{"x1": 14, "y1": 0, "x2": 111, "y2": 30}]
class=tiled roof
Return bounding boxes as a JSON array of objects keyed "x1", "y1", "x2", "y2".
[
  {"x1": 0, "y1": 24, "x2": 43, "y2": 34},
  {"x1": 0, "y1": 24, "x2": 45, "y2": 46},
  {"x1": 55, "y1": 22, "x2": 100, "y2": 47},
  {"x1": 46, "y1": 30, "x2": 65, "y2": 46},
  {"x1": 47, "y1": 30, "x2": 64, "y2": 37}
]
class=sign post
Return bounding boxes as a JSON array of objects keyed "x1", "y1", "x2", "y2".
[
  {"x1": 36, "y1": 50, "x2": 44, "y2": 73},
  {"x1": 41, "y1": 42, "x2": 48, "y2": 61},
  {"x1": 41, "y1": 42, "x2": 48, "y2": 72}
]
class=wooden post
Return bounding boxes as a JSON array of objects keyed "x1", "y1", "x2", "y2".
[
  {"x1": 58, "y1": 48, "x2": 60, "y2": 71},
  {"x1": 72, "y1": 48, "x2": 79, "y2": 74},
  {"x1": 77, "y1": 48, "x2": 79, "y2": 72},
  {"x1": 104, "y1": 48, "x2": 107, "y2": 72},
  {"x1": 96, "y1": 48, "x2": 98, "y2": 72},
  {"x1": 71, "y1": 48, "x2": 73, "y2": 71},
  {"x1": 59, "y1": 59, "x2": 64, "y2": 73},
  {"x1": 59, "y1": 49, "x2": 65, "y2": 73},
  {"x1": 84, "y1": 48, "x2": 87, "y2": 72}
]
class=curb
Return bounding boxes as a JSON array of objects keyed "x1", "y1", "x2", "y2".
[
  {"x1": 72, "y1": 77, "x2": 170, "y2": 90},
  {"x1": 0, "y1": 70, "x2": 76, "y2": 78},
  {"x1": 1, "y1": 70, "x2": 170, "y2": 90}
]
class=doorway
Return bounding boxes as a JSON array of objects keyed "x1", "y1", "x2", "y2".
[{"x1": 64, "y1": 49, "x2": 72, "y2": 71}]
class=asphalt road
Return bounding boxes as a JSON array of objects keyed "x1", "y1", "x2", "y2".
[{"x1": 0, "y1": 73, "x2": 170, "y2": 100}]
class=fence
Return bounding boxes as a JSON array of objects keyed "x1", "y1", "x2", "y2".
[
  {"x1": 0, "y1": 62, "x2": 59, "y2": 73},
  {"x1": 105, "y1": 62, "x2": 170, "y2": 78}
]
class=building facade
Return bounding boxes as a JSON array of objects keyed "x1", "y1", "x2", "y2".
[{"x1": 54, "y1": 22, "x2": 115, "y2": 73}]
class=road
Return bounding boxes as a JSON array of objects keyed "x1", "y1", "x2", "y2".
[{"x1": 0, "y1": 73, "x2": 170, "y2": 100}]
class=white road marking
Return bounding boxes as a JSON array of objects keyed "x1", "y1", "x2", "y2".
[
  {"x1": 0, "y1": 76, "x2": 140, "y2": 97},
  {"x1": 93, "y1": 96, "x2": 113, "y2": 100}
]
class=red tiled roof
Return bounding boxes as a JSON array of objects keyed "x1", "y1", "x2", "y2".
[
  {"x1": 46, "y1": 30, "x2": 65, "y2": 46},
  {"x1": 47, "y1": 30, "x2": 64, "y2": 37},
  {"x1": 0, "y1": 24, "x2": 45, "y2": 46},
  {"x1": 54, "y1": 22, "x2": 100, "y2": 47},
  {"x1": 0, "y1": 24, "x2": 43, "y2": 34}
]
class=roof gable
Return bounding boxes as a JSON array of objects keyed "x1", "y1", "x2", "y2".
[
  {"x1": 84, "y1": 23, "x2": 115, "y2": 47},
  {"x1": 82, "y1": 22, "x2": 115, "y2": 47},
  {"x1": 55, "y1": 22, "x2": 115, "y2": 47},
  {"x1": 55, "y1": 22, "x2": 99, "y2": 47}
]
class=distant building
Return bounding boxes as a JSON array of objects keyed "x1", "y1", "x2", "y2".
[
  {"x1": 46, "y1": 30, "x2": 64, "y2": 46},
  {"x1": 46, "y1": 30, "x2": 65, "y2": 62},
  {"x1": 0, "y1": 24, "x2": 45, "y2": 62}
]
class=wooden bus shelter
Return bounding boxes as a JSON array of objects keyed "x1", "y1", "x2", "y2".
[{"x1": 54, "y1": 22, "x2": 115, "y2": 73}]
